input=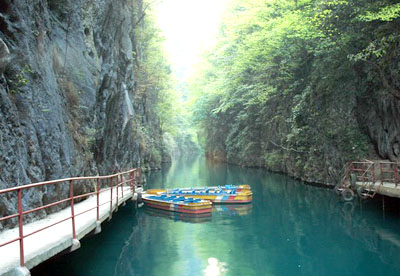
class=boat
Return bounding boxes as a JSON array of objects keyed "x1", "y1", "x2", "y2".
[
  {"x1": 142, "y1": 194, "x2": 212, "y2": 214},
  {"x1": 146, "y1": 188, "x2": 253, "y2": 204},
  {"x1": 168, "y1": 184, "x2": 251, "y2": 193}
]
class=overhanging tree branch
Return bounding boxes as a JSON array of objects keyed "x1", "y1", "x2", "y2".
[{"x1": 135, "y1": 0, "x2": 160, "y2": 25}]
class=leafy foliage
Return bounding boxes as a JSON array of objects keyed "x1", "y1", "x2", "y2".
[{"x1": 190, "y1": 0, "x2": 400, "y2": 183}]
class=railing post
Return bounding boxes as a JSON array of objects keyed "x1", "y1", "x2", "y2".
[
  {"x1": 69, "y1": 180, "x2": 81, "y2": 251},
  {"x1": 372, "y1": 162, "x2": 376, "y2": 183},
  {"x1": 139, "y1": 168, "x2": 142, "y2": 187},
  {"x1": 129, "y1": 171, "x2": 134, "y2": 192},
  {"x1": 121, "y1": 173, "x2": 124, "y2": 198},
  {"x1": 380, "y1": 162, "x2": 383, "y2": 185},
  {"x1": 69, "y1": 180, "x2": 76, "y2": 239},
  {"x1": 346, "y1": 162, "x2": 350, "y2": 183},
  {"x1": 116, "y1": 175, "x2": 119, "y2": 208},
  {"x1": 17, "y1": 189, "x2": 25, "y2": 268},
  {"x1": 133, "y1": 170, "x2": 136, "y2": 194},
  {"x1": 109, "y1": 177, "x2": 113, "y2": 217},
  {"x1": 94, "y1": 178, "x2": 102, "y2": 234},
  {"x1": 96, "y1": 178, "x2": 100, "y2": 221},
  {"x1": 394, "y1": 163, "x2": 398, "y2": 187}
]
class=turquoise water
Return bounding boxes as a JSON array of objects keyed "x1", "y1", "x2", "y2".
[{"x1": 33, "y1": 156, "x2": 400, "y2": 276}]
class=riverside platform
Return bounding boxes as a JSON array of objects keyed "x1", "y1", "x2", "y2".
[
  {"x1": 336, "y1": 161, "x2": 400, "y2": 201},
  {"x1": 354, "y1": 181, "x2": 400, "y2": 199}
]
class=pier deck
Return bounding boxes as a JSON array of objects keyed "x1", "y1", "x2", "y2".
[
  {"x1": 0, "y1": 187, "x2": 134, "y2": 276},
  {"x1": 355, "y1": 181, "x2": 400, "y2": 198},
  {"x1": 0, "y1": 168, "x2": 142, "y2": 276},
  {"x1": 338, "y1": 160, "x2": 400, "y2": 200}
]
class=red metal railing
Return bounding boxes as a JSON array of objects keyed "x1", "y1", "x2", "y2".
[
  {"x1": 0, "y1": 168, "x2": 141, "y2": 268},
  {"x1": 345, "y1": 161, "x2": 399, "y2": 197}
]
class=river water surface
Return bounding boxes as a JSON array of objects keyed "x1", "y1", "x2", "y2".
[{"x1": 33, "y1": 156, "x2": 400, "y2": 276}]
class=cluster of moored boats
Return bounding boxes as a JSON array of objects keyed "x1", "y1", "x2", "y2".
[{"x1": 142, "y1": 185, "x2": 252, "y2": 214}]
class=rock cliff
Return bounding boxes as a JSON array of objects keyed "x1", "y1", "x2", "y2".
[{"x1": 0, "y1": 0, "x2": 166, "y2": 229}]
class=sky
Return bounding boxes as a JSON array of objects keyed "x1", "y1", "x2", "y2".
[{"x1": 155, "y1": 0, "x2": 230, "y2": 81}]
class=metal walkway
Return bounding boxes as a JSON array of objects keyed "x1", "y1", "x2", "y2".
[
  {"x1": 337, "y1": 160, "x2": 400, "y2": 200},
  {"x1": 0, "y1": 169, "x2": 142, "y2": 276}
]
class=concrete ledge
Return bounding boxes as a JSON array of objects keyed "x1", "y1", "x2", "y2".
[
  {"x1": 0, "y1": 187, "x2": 134, "y2": 276},
  {"x1": 94, "y1": 221, "x2": 102, "y2": 234},
  {"x1": 8, "y1": 266, "x2": 30, "y2": 276},
  {"x1": 355, "y1": 181, "x2": 400, "y2": 198},
  {"x1": 69, "y1": 239, "x2": 81, "y2": 252}
]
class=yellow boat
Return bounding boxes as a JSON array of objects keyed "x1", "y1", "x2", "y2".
[
  {"x1": 142, "y1": 194, "x2": 212, "y2": 214},
  {"x1": 172, "y1": 184, "x2": 251, "y2": 193},
  {"x1": 146, "y1": 188, "x2": 253, "y2": 204}
]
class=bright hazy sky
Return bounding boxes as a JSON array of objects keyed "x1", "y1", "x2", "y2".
[{"x1": 155, "y1": 0, "x2": 230, "y2": 80}]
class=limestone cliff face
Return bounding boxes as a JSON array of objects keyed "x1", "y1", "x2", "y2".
[
  {"x1": 357, "y1": 94, "x2": 400, "y2": 163},
  {"x1": 0, "y1": 0, "x2": 166, "y2": 229}
]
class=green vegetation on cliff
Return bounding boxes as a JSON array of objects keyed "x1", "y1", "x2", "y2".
[{"x1": 190, "y1": 0, "x2": 400, "y2": 184}]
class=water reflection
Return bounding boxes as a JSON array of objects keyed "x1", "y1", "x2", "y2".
[
  {"x1": 143, "y1": 156, "x2": 400, "y2": 275},
  {"x1": 33, "y1": 156, "x2": 400, "y2": 276},
  {"x1": 143, "y1": 206, "x2": 212, "y2": 223},
  {"x1": 212, "y1": 204, "x2": 253, "y2": 217},
  {"x1": 203, "y1": 257, "x2": 228, "y2": 276}
]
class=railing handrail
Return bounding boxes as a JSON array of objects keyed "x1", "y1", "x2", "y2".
[
  {"x1": 351, "y1": 160, "x2": 398, "y2": 165},
  {"x1": 0, "y1": 168, "x2": 139, "y2": 194},
  {"x1": 0, "y1": 167, "x2": 142, "y2": 271},
  {"x1": 359, "y1": 162, "x2": 374, "y2": 182},
  {"x1": 348, "y1": 160, "x2": 399, "y2": 186}
]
